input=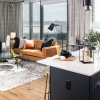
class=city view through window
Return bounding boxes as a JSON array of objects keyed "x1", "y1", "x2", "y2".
[{"x1": 23, "y1": 2, "x2": 67, "y2": 49}]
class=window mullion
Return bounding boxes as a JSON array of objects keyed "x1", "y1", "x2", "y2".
[{"x1": 29, "y1": 2, "x2": 33, "y2": 39}]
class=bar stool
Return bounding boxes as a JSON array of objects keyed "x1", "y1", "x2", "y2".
[{"x1": 44, "y1": 66, "x2": 50, "y2": 100}]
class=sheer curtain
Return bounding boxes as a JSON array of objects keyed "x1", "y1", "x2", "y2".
[
  {"x1": 67, "y1": 0, "x2": 91, "y2": 45},
  {"x1": 13, "y1": 2, "x2": 23, "y2": 37},
  {"x1": 0, "y1": 2, "x2": 22, "y2": 42}
]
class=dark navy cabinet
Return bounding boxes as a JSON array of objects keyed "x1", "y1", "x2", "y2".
[{"x1": 50, "y1": 67, "x2": 100, "y2": 100}]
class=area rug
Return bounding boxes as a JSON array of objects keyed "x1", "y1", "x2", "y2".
[{"x1": 0, "y1": 60, "x2": 45, "y2": 92}]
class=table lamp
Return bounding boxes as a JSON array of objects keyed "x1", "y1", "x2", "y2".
[{"x1": 10, "y1": 32, "x2": 16, "y2": 52}]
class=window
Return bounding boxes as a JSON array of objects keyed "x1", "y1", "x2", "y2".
[
  {"x1": 32, "y1": 2, "x2": 40, "y2": 39},
  {"x1": 43, "y1": 3, "x2": 67, "y2": 49},
  {"x1": 94, "y1": 0, "x2": 100, "y2": 31},
  {"x1": 23, "y1": 3, "x2": 29, "y2": 39}
]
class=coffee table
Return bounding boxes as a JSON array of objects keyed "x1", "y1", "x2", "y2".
[{"x1": 0, "y1": 52, "x2": 21, "y2": 69}]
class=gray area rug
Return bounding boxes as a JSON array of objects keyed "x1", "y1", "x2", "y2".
[{"x1": 0, "y1": 60, "x2": 45, "y2": 92}]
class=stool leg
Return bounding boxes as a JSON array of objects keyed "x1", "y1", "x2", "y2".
[
  {"x1": 44, "y1": 73, "x2": 49, "y2": 100},
  {"x1": 48, "y1": 75, "x2": 50, "y2": 100}
]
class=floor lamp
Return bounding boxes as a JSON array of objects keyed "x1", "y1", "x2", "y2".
[
  {"x1": 48, "y1": 23, "x2": 63, "y2": 50},
  {"x1": 48, "y1": 23, "x2": 72, "y2": 58}
]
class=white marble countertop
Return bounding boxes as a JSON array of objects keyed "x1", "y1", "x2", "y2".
[{"x1": 37, "y1": 51, "x2": 100, "y2": 76}]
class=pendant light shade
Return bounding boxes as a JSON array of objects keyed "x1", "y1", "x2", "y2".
[{"x1": 83, "y1": 0, "x2": 92, "y2": 11}]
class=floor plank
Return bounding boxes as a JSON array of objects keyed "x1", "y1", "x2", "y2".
[{"x1": 0, "y1": 76, "x2": 47, "y2": 100}]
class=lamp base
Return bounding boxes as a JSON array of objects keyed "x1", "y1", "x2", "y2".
[{"x1": 80, "y1": 60, "x2": 93, "y2": 64}]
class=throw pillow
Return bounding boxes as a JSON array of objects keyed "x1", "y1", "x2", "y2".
[
  {"x1": 14, "y1": 37, "x2": 20, "y2": 48},
  {"x1": 52, "y1": 41, "x2": 57, "y2": 46},
  {"x1": 24, "y1": 39, "x2": 34, "y2": 49},
  {"x1": 25, "y1": 43, "x2": 34, "y2": 49},
  {"x1": 19, "y1": 38, "x2": 25, "y2": 49},
  {"x1": 41, "y1": 39, "x2": 54, "y2": 50}
]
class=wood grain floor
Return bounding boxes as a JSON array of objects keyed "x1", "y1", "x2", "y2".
[{"x1": 0, "y1": 76, "x2": 47, "y2": 100}]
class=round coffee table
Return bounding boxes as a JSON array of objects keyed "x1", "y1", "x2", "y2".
[{"x1": 0, "y1": 52, "x2": 20, "y2": 69}]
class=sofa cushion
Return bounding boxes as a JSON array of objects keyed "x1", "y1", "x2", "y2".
[
  {"x1": 13, "y1": 48, "x2": 27, "y2": 54},
  {"x1": 19, "y1": 38, "x2": 25, "y2": 49},
  {"x1": 41, "y1": 39, "x2": 54, "y2": 50},
  {"x1": 24, "y1": 39, "x2": 34, "y2": 49},
  {"x1": 14, "y1": 37, "x2": 20, "y2": 48},
  {"x1": 34, "y1": 40, "x2": 43, "y2": 50},
  {"x1": 25, "y1": 49, "x2": 42, "y2": 58},
  {"x1": 52, "y1": 41, "x2": 57, "y2": 46}
]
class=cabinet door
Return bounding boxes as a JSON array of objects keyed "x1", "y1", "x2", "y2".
[
  {"x1": 92, "y1": 72, "x2": 100, "y2": 100},
  {"x1": 50, "y1": 67, "x2": 89, "y2": 100}
]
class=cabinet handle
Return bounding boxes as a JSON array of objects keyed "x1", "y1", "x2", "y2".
[
  {"x1": 92, "y1": 81, "x2": 100, "y2": 90},
  {"x1": 66, "y1": 80, "x2": 71, "y2": 90}
]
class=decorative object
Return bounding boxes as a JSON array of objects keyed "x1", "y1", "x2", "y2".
[
  {"x1": 54, "y1": 56, "x2": 76, "y2": 61},
  {"x1": 2, "y1": 42, "x2": 6, "y2": 52},
  {"x1": 78, "y1": 45, "x2": 94, "y2": 63},
  {"x1": 6, "y1": 35, "x2": 10, "y2": 49},
  {"x1": 10, "y1": 32, "x2": 16, "y2": 39},
  {"x1": 0, "y1": 60, "x2": 45, "y2": 92},
  {"x1": 83, "y1": 0, "x2": 92, "y2": 11}
]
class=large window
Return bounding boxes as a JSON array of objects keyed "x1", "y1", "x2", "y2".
[
  {"x1": 23, "y1": 3, "x2": 29, "y2": 39},
  {"x1": 32, "y1": 2, "x2": 40, "y2": 39},
  {"x1": 23, "y1": 1, "x2": 40, "y2": 39},
  {"x1": 94, "y1": 0, "x2": 100, "y2": 31},
  {"x1": 43, "y1": 3, "x2": 67, "y2": 49}
]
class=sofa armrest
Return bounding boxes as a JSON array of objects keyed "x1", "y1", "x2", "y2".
[{"x1": 42, "y1": 45, "x2": 61, "y2": 58}]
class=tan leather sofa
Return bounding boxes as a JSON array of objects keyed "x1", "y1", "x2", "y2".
[{"x1": 13, "y1": 40, "x2": 61, "y2": 61}]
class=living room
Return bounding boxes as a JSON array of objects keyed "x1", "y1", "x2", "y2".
[{"x1": 0, "y1": 0, "x2": 100, "y2": 100}]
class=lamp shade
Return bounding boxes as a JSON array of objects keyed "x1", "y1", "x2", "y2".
[
  {"x1": 10, "y1": 32, "x2": 16, "y2": 39},
  {"x1": 83, "y1": 0, "x2": 92, "y2": 10},
  {"x1": 48, "y1": 23, "x2": 55, "y2": 31}
]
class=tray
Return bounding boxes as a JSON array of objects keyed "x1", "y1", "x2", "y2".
[{"x1": 54, "y1": 56, "x2": 76, "y2": 61}]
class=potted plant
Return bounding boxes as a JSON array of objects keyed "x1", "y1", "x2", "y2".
[
  {"x1": 84, "y1": 29, "x2": 100, "y2": 51},
  {"x1": 85, "y1": 29, "x2": 98, "y2": 46}
]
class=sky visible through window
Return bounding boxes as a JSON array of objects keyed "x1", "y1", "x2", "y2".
[{"x1": 94, "y1": 0, "x2": 100, "y2": 31}]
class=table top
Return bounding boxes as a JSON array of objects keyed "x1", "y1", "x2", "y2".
[
  {"x1": 37, "y1": 50, "x2": 100, "y2": 76},
  {"x1": 0, "y1": 52, "x2": 20, "y2": 59}
]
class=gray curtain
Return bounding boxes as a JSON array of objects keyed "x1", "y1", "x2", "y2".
[
  {"x1": 13, "y1": 2, "x2": 23, "y2": 37},
  {"x1": 0, "y1": 2, "x2": 22, "y2": 42},
  {"x1": 67, "y1": 0, "x2": 91, "y2": 45}
]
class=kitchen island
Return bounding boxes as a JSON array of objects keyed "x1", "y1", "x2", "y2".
[{"x1": 37, "y1": 52, "x2": 100, "y2": 100}]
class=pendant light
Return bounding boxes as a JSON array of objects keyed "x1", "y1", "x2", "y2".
[{"x1": 83, "y1": 0, "x2": 92, "y2": 11}]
